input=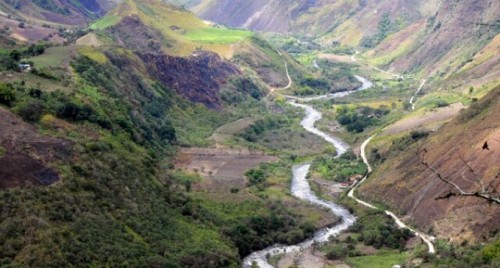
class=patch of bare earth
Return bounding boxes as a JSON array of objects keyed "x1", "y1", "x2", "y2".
[
  {"x1": 0, "y1": 108, "x2": 71, "y2": 189},
  {"x1": 318, "y1": 53, "x2": 352, "y2": 63},
  {"x1": 382, "y1": 102, "x2": 465, "y2": 135},
  {"x1": 209, "y1": 117, "x2": 256, "y2": 146},
  {"x1": 76, "y1": 33, "x2": 102, "y2": 47},
  {"x1": 174, "y1": 148, "x2": 278, "y2": 201},
  {"x1": 277, "y1": 247, "x2": 347, "y2": 268},
  {"x1": 0, "y1": 16, "x2": 64, "y2": 43}
]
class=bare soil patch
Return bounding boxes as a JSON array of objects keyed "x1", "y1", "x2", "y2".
[
  {"x1": 382, "y1": 102, "x2": 465, "y2": 135},
  {"x1": 76, "y1": 33, "x2": 102, "y2": 47},
  {"x1": 318, "y1": 53, "x2": 352, "y2": 63},
  {"x1": 0, "y1": 16, "x2": 64, "y2": 43},
  {"x1": 0, "y1": 108, "x2": 71, "y2": 189},
  {"x1": 209, "y1": 117, "x2": 256, "y2": 145},
  {"x1": 175, "y1": 147, "x2": 278, "y2": 197}
]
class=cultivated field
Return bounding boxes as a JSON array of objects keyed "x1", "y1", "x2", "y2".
[{"x1": 175, "y1": 148, "x2": 278, "y2": 200}]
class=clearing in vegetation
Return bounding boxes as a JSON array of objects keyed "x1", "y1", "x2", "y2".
[{"x1": 184, "y1": 27, "x2": 253, "y2": 44}]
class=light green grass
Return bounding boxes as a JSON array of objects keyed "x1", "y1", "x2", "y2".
[
  {"x1": 184, "y1": 27, "x2": 253, "y2": 44},
  {"x1": 346, "y1": 251, "x2": 408, "y2": 268},
  {"x1": 90, "y1": 15, "x2": 120, "y2": 30},
  {"x1": 30, "y1": 46, "x2": 71, "y2": 68},
  {"x1": 415, "y1": 91, "x2": 464, "y2": 109}
]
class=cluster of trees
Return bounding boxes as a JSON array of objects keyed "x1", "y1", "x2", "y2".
[
  {"x1": 336, "y1": 105, "x2": 390, "y2": 133},
  {"x1": 226, "y1": 205, "x2": 315, "y2": 257},
  {"x1": 0, "y1": 43, "x2": 46, "y2": 72},
  {"x1": 349, "y1": 211, "x2": 414, "y2": 250},
  {"x1": 326, "y1": 237, "x2": 362, "y2": 260},
  {"x1": 1, "y1": 47, "x2": 325, "y2": 267},
  {"x1": 361, "y1": 13, "x2": 392, "y2": 48},
  {"x1": 240, "y1": 116, "x2": 290, "y2": 142},
  {"x1": 299, "y1": 76, "x2": 330, "y2": 91},
  {"x1": 311, "y1": 151, "x2": 367, "y2": 182},
  {"x1": 245, "y1": 168, "x2": 266, "y2": 186}
]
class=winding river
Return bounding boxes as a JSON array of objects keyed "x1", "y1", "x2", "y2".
[{"x1": 242, "y1": 76, "x2": 373, "y2": 268}]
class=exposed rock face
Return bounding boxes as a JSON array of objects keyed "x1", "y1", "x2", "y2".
[
  {"x1": 0, "y1": 108, "x2": 72, "y2": 189},
  {"x1": 139, "y1": 51, "x2": 240, "y2": 109},
  {"x1": 359, "y1": 88, "x2": 500, "y2": 242}
]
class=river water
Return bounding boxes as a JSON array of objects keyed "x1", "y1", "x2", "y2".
[{"x1": 242, "y1": 76, "x2": 373, "y2": 268}]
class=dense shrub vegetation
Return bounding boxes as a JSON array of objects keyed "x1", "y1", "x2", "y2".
[
  {"x1": 226, "y1": 203, "x2": 315, "y2": 257},
  {"x1": 311, "y1": 151, "x2": 367, "y2": 182},
  {"x1": 336, "y1": 105, "x2": 390, "y2": 133},
  {"x1": 0, "y1": 41, "x2": 320, "y2": 267},
  {"x1": 240, "y1": 116, "x2": 291, "y2": 142},
  {"x1": 0, "y1": 43, "x2": 46, "y2": 72}
]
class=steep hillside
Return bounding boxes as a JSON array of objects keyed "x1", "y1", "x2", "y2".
[
  {"x1": 87, "y1": 0, "x2": 253, "y2": 57},
  {"x1": 358, "y1": 87, "x2": 500, "y2": 242},
  {"x1": 192, "y1": 0, "x2": 360, "y2": 35},
  {"x1": 191, "y1": 0, "x2": 499, "y2": 81},
  {"x1": 0, "y1": 0, "x2": 118, "y2": 25},
  {"x1": 191, "y1": 0, "x2": 428, "y2": 37},
  {"x1": 367, "y1": 0, "x2": 500, "y2": 77},
  {"x1": 0, "y1": 1, "x2": 330, "y2": 267}
]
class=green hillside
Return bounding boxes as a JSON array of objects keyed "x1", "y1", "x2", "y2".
[{"x1": 0, "y1": 0, "x2": 498, "y2": 267}]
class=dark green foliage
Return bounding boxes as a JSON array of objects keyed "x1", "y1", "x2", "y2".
[
  {"x1": 56, "y1": 102, "x2": 93, "y2": 122},
  {"x1": 336, "y1": 105, "x2": 390, "y2": 133},
  {"x1": 0, "y1": 44, "x2": 307, "y2": 267},
  {"x1": 9, "y1": 50, "x2": 21, "y2": 61},
  {"x1": 300, "y1": 76, "x2": 330, "y2": 91},
  {"x1": 70, "y1": 55, "x2": 179, "y2": 145},
  {"x1": 240, "y1": 116, "x2": 290, "y2": 142},
  {"x1": 311, "y1": 153, "x2": 367, "y2": 182},
  {"x1": 14, "y1": 99, "x2": 45, "y2": 122},
  {"x1": 424, "y1": 239, "x2": 500, "y2": 267},
  {"x1": 245, "y1": 168, "x2": 266, "y2": 186},
  {"x1": 350, "y1": 211, "x2": 414, "y2": 250},
  {"x1": 0, "y1": 43, "x2": 46, "y2": 72},
  {"x1": 226, "y1": 203, "x2": 315, "y2": 257},
  {"x1": 0, "y1": 83, "x2": 16, "y2": 105},
  {"x1": 410, "y1": 130, "x2": 429, "y2": 140},
  {"x1": 435, "y1": 99, "x2": 449, "y2": 107},
  {"x1": 360, "y1": 12, "x2": 398, "y2": 48}
]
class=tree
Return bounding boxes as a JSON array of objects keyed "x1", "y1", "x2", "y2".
[
  {"x1": 0, "y1": 83, "x2": 16, "y2": 105},
  {"x1": 417, "y1": 144, "x2": 500, "y2": 204},
  {"x1": 15, "y1": 99, "x2": 45, "y2": 122},
  {"x1": 246, "y1": 168, "x2": 266, "y2": 185},
  {"x1": 9, "y1": 50, "x2": 21, "y2": 61}
]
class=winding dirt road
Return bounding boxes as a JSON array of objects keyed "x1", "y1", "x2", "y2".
[
  {"x1": 244, "y1": 52, "x2": 435, "y2": 267},
  {"x1": 348, "y1": 135, "x2": 436, "y2": 254}
]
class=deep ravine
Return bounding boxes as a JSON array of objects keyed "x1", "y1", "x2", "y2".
[
  {"x1": 242, "y1": 76, "x2": 371, "y2": 268},
  {"x1": 243, "y1": 72, "x2": 435, "y2": 267}
]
